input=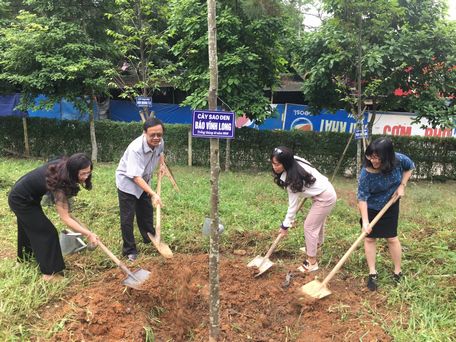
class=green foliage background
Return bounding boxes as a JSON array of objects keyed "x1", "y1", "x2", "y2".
[{"x1": 1, "y1": 116, "x2": 455, "y2": 179}]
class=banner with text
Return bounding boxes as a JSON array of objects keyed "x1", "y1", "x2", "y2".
[
  {"x1": 369, "y1": 112, "x2": 456, "y2": 138},
  {"x1": 282, "y1": 104, "x2": 366, "y2": 133}
]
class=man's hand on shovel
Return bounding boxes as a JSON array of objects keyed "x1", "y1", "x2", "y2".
[{"x1": 149, "y1": 192, "x2": 162, "y2": 207}]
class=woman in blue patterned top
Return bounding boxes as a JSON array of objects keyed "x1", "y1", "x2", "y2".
[{"x1": 357, "y1": 137, "x2": 414, "y2": 291}]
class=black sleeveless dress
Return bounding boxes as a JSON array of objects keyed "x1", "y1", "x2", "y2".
[{"x1": 8, "y1": 163, "x2": 65, "y2": 275}]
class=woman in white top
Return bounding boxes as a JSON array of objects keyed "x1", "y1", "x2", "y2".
[{"x1": 271, "y1": 146, "x2": 337, "y2": 272}]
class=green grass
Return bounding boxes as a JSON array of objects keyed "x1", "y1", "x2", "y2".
[{"x1": 0, "y1": 157, "x2": 455, "y2": 340}]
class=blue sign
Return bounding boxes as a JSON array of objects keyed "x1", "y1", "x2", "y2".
[
  {"x1": 355, "y1": 128, "x2": 369, "y2": 139},
  {"x1": 192, "y1": 110, "x2": 235, "y2": 139},
  {"x1": 136, "y1": 96, "x2": 153, "y2": 107}
]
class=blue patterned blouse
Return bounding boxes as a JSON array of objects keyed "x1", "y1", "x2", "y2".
[{"x1": 357, "y1": 152, "x2": 415, "y2": 211}]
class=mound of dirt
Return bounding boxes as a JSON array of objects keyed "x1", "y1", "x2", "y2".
[{"x1": 42, "y1": 254, "x2": 391, "y2": 341}]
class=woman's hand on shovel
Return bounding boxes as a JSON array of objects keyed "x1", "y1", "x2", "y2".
[
  {"x1": 278, "y1": 226, "x2": 289, "y2": 237},
  {"x1": 362, "y1": 221, "x2": 372, "y2": 235},
  {"x1": 86, "y1": 232, "x2": 99, "y2": 250}
]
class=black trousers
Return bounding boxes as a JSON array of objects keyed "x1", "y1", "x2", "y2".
[
  {"x1": 8, "y1": 193, "x2": 65, "y2": 275},
  {"x1": 118, "y1": 189, "x2": 155, "y2": 255}
]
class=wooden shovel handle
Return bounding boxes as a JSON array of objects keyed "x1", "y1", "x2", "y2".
[
  {"x1": 263, "y1": 233, "x2": 283, "y2": 259},
  {"x1": 321, "y1": 194, "x2": 399, "y2": 287},
  {"x1": 155, "y1": 171, "x2": 163, "y2": 242},
  {"x1": 97, "y1": 240, "x2": 135, "y2": 278}
]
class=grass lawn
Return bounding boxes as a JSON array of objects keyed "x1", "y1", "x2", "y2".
[{"x1": 0, "y1": 157, "x2": 455, "y2": 341}]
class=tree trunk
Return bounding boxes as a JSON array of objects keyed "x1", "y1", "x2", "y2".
[
  {"x1": 225, "y1": 139, "x2": 230, "y2": 171},
  {"x1": 22, "y1": 116, "x2": 30, "y2": 158},
  {"x1": 188, "y1": 129, "x2": 193, "y2": 166},
  {"x1": 330, "y1": 130, "x2": 355, "y2": 182},
  {"x1": 356, "y1": 16, "x2": 363, "y2": 179},
  {"x1": 367, "y1": 98, "x2": 377, "y2": 145},
  {"x1": 207, "y1": 0, "x2": 220, "y2": 340},
  {"x1": 89, "y1": 96, "x2": 98, "y2": 162}
]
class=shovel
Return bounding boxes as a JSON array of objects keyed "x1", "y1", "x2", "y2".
[
  {"x1": 97, "y1": 239, "x2": 151, "y2": 290},
  {"x1": 300, "y1": 194, "x2": 399, "y2": 299},
  {"x1": 148, "y1": 169, "x2": 173, "y2": 259},
  {"x1": 247, "y1": 233, "x2": 283, "y2": 277},
  {"x1": 59, "y1": 229, "x2": 87, "y2": 256}
]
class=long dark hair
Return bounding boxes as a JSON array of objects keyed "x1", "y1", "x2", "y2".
[
  {"x1": 271, "y1": 146, "x2": 316, "y2": 192},
  {"x1": 46, "y1": 153, "x2": 93, "y2": 201},
  {"x1": 364, "y1": 137, "x2": 397, "y2": 173}
]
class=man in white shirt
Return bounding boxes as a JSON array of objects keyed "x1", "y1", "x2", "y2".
[{"x1": 115, "y1": 117, "x2": 164, "y2": 261}]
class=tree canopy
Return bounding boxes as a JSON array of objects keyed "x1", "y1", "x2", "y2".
[
  {"x1": 168, "y1": 0, "x2": 290, "y2": 120},
  {"x1": 0, "y1": 0, "x2": 454, "y2": 126},
  {"x1": 292, "y1": 0, "x2": 456, "y2": 127},
  {"x1": 0, "y1": 0, "x2": 116, "y2": 112}
]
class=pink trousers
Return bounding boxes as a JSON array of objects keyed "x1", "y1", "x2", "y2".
[{"x1": 304, "y1": 184, "x2": 337, "y2": 257}]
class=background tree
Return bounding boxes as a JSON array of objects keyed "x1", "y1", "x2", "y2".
[
  {"x1": 106, "y1": 0, "x2": 174, "y2": 121},
  {"x1": 382, "y1": 1, "x2": 456, "y2": 128},
  {"x1": 0, "y1": 0, "x2": 117, "y2": 161},
  {"x1": 292, "y1": 0, "x2": 455, "y2": 129},
  {"x1": 168, "y1": 0, "x2": 288, "y2": 121}
]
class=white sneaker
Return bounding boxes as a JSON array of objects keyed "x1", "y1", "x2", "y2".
[{"x1": 297, "y1": 260, "x2": 319, "y2": 273}]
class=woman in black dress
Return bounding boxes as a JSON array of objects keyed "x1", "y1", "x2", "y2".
[{"x1": 8, "y1": 153, "x2": 98, "y2": 281}]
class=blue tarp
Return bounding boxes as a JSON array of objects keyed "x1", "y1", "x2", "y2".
[
  {"x1": 0, "y1": 94, "x2": 95, "y2": 120},
  {"x1": 0, "y1": 93, "x2": 27, "y2": 117},
  {"x1": 109, "y1": 100, "x2": 193, "y2": 123},
  {"x1": 1, "y1": 94, "x2": 368, "y2": 133},
  {"x1": 28, "y1": 95, "x2": 92, "y2": 120}
]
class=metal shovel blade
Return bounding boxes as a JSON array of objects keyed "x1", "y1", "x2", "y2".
[
  {"x1": 155, "y1": 241, "x2": 173, "y2": 259},
  {"x1": 122, "y1": 269, "x2": 151, "y2": 290},
  {"x1": 59, "y1": 230, "x2": 87, "y2": 256},
  {"x1": 300, "y1": 279, "x2": 332, "y2": 299},
  {"x1": 148, "y1": 233, "x2": 173, "y2": 259},
  {"x1": 247, "y1": 255, "x2": 274, "y2": 277}
]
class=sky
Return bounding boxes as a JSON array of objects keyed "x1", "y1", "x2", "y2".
[
  {"x1": 449, "y1": 0, "x2": 456, "y2": 20},
  {"x1": 303, "y1": 0, "x2": 456, "y2": 28}
]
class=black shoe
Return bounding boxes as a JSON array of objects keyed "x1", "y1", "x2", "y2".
[
  {"x1": 393, "y1": 272, "x2": 402, "y2": 284},
  {"x1": 367, "y1": 273, "x2": 378, "y2": 291}
]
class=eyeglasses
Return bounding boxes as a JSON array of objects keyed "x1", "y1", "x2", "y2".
[
  {"x1": 148, "y1": 133, "x2": 163, "y2": 138},
  {"x1": 366, "y1": 155, "x2": 381, "y2": 162},
  {"x1": 78, "y1": 171, "x2": 91, "y2": 177}
]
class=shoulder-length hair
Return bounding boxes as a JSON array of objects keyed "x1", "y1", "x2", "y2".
[
  {"x1": 271, "y1": 146, "x2": 316, "y2": 192},
  {"x1": 46, "y1": 153, "x2": 93, "y2": 201},
  {"x1": 364, "y1": 137, "x2": 397, "y2": 173}
]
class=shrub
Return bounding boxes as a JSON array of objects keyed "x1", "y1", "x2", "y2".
[{"x1": 1, "y1": 116, "x2": 455, "y2": 179}]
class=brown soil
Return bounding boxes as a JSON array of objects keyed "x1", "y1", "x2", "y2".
[{"x1": 40, "y1": 254, "x2": 392, "y2": 342}]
